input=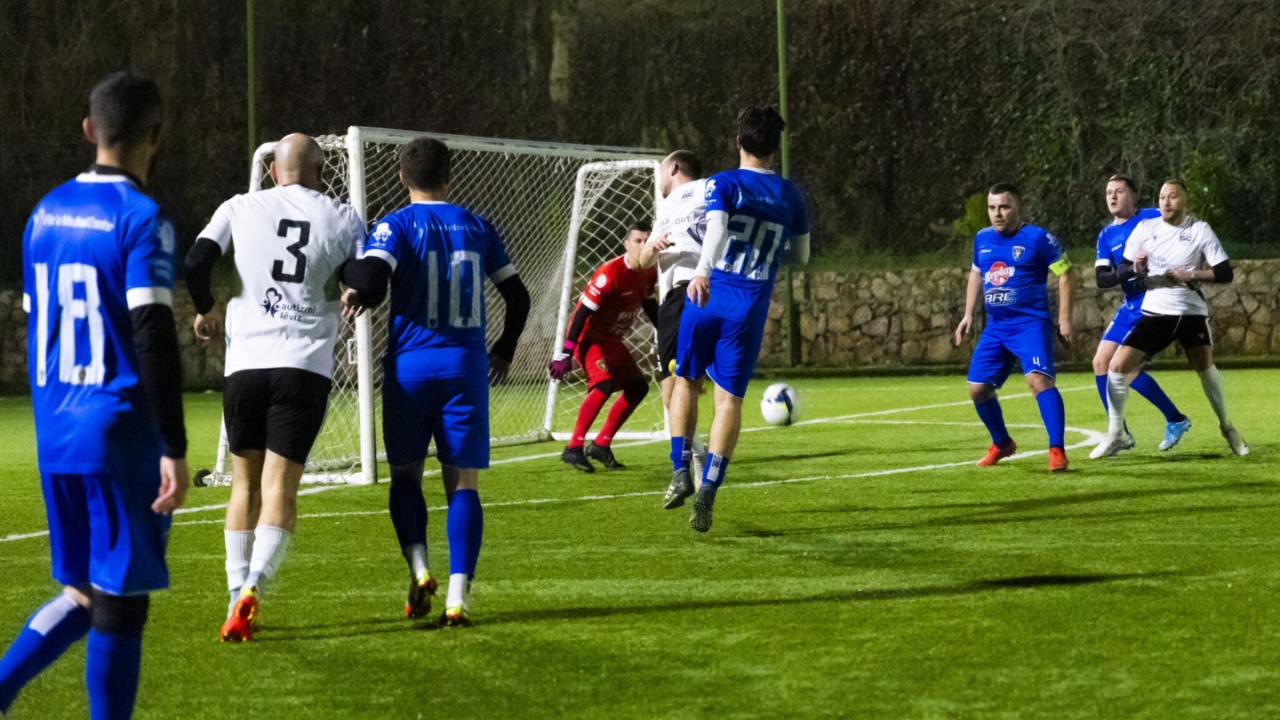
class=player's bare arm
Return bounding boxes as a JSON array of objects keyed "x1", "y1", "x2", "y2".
[
  {"x1": 954, "y1": 269, "x2": 982, "y2": 346},
  {"x1": 638, "y1": 232, "x2": 672, "y2": 268},
  {"x1": 1056, "y1": 267, "x2": 1073, "y2": 347}
]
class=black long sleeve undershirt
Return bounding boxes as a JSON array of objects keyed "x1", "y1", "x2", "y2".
[
  {"x1": 1213, "y1": 260, "x2": 1234, "y2": 284},
  {"x1": 1096, "y1": 264, "x2": 1122, "y2": 289},
  {"x1": 339, "y1": 256, "x2": 393, "y2": 308},
  {"x1": 491, "y1": 275, "x2": 531, "y2": 363},
  {"x1": 563, "y1": 303, "x2": 593, "y2": 348},
  {"x1": 131, "y1": 304, "x2": 187, "y2": 458},
  {"x1": 183, "y1": 238, "x2": 223, "y2": 314},
  {"x1": 641, "y1": 298, "x2": 659, "y2": 326}
]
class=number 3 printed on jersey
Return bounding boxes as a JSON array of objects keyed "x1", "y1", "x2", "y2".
[{"x1": 272, "y1": 219, "x2": 310, "y2": 283}]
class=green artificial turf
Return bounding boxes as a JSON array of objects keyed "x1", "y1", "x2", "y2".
[{"x1": 1, "y1": 372, "x2": 1277, "y2": 718}]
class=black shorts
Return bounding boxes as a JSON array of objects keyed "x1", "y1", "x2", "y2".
[
  {"x1": 223, "y1": 368, "x2": 332, "y2": 464},
  {"x1": 656, "y1": 284, "x2": 688, "y2": 380},
  {"x1": 1122, "y1": 313, "x2": 1213, "y2": 356}
]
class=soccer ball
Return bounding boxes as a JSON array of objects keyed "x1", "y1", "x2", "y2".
[{"x1": 760, "y1": 382, "x2": 801, "y2": 426}]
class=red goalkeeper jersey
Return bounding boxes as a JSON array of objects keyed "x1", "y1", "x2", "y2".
[{"x1": 573, "y1": 255, "x2": 657, "y2": 343}]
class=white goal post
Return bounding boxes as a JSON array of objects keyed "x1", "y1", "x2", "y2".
[{"x1": 204, "y1": 127, "x2": 664, "y2": 486}]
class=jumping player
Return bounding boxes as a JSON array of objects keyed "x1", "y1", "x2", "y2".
[
  {"x1": 183, "y1": 133, "x2": 367, "y2": 642},
  {"x1": 548, "y1": 221, "x2": 658, "y2": 472},
  {"x1": 954, "y1": 183, "x2": 1074, "y2": 473},
  {"x1": 1092, "y1": 174, "x2": 1189, "y2": 451},
  {"x1": 666, "y1": 106, "x2": 810, "y2": 532},
  {"x1": 341, "y1": 137, "x2": 531, "y2": 626},
  {"x1": 1092, "y1": 180, "x2": 1247, "y2": 458},
  {"x1": 636, "y1": 150, "x2": 710, "y2": 496},
  {"x1": 1, "y1": 72, "x2": 188, "y2": 719}
]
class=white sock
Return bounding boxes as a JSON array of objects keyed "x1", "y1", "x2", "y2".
[
  {"x1": 225, "y1": 530, "x2": 253, "y2": 596},
  {"x1": 446, "y1": 573, "x2": 470, "y2": 610},
  {"x1": 245, "y1": 525, "x2": 292, "y2": 592},
  {"x1": 1106, "y1": 372, "x2": 1130, "y2": 437},
  {"x1": 405, "y1": 543, "x2": 429, "y2": 580},
  {"x1": 1197, "y1": 366, "x2": 1233, "y2": 431}
]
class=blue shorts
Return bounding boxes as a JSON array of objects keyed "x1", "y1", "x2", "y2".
[
  {"x1": 673, "y1": 301, "x2": 764, "y2": 398},
  {"x1": 43, "y1": 445, "x2": 171, "y2": 595},
  {"x1": 967, "y1": 320, "x2": 1056, "y2": 388},
  {"x1": 1101, "y1": 302, "x2": 1143, "y2": 345},
  {"x1": 383, "y1": 364, "x2": 490, "y2": 469}
]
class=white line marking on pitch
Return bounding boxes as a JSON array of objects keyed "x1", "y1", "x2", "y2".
[{"x1": 0, "y1": 388, "x2": 1099, "y2": 543}]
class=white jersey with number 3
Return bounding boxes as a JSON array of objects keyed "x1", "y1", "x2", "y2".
[
  {"x1": 1124, "y1": 215, "x2": 1228, "y2": 316},
  {"x1": 650, "y1": 178, "x2": 707, "y2": 301},
  {"x1": 198, "y1": 184, "x2": 365, "y2": 378}
]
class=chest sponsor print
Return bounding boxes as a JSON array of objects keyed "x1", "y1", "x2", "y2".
[{"x1": 985, "y1": 261, "x2": 1015, "y2": 286}]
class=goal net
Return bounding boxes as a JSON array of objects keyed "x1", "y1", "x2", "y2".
[{"x1": 205, "y1": 127, "x2": 662, "y2": 485}]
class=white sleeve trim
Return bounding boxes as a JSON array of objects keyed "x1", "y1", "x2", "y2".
[
  {"x1": 581, "y1": 297, "x2": 600, "y2": 311},
  {"x1": 694, "y1": 210, "x2": 730, "y2": 277},
  {"x1": 789, "y1": 233, "x2": 811, "y2": 266},
  {"x1": 363, "y1": 248, "x2": 397, "y2": 271},
  {"x1": 22, "y1": 293, "x2": 31, "y2": 313},
  {"x1": 1095, "y1": 258, "x2": 1112, "y2": 267},
  {"x1": 126, "y1": 287, "x2": 173, "y2": 309},
  {"x1": 489, "y1": 263, "x2": 517, "y2": 283},
  {"x1": 970, "y1": 264, "x2": 981, "y2": 273}
]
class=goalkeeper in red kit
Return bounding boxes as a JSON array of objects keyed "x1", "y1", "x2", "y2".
[{"x1": 548, "y1": 220, "x2": 659, "y2": 472}]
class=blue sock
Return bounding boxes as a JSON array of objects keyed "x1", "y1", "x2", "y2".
[
  {"x1": 0, "y1": 593, "x2": 91, "y2": 713},
  {"x1": 670, "y1": 436, "x2": 691, "y2": 472},
  {"x1": 973, "y1": 397, "x2": 1011, "y2": 446},
  {"x1": 388, "y1": 476, "x2": 427, "y2": 550},
  {"x1": 85, "y1": 629, "x2": 142, "y2": 720},
  {"x1": 446, "y1": 489, "x2": 484, "y2": 578},
  {"x1": 701, "y1": 454, "x2": 730, "y2": 494},
  {"x1": 1130, "y1": 372, "x2": 1184, "y2": 423},
  {"x1": 1095, "y1": 374, "x2": 1108, "y2": 411},
  {"x1": 1035, "y1": 387, "x2": 1066, "y2": 448}
]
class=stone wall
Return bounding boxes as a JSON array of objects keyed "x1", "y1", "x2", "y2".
[
  {"x1": 759, "y1": 259, "x2": 1280, "y2": 367},
  {"x1": 0, "y1": 261, "x2": 1277, "y2": 392}
]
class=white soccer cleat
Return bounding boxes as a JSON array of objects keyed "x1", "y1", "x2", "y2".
[
  {"x1": 1090, "y1": 433, "x2": 1127, "y2": 459},
  {"x1": 1223, "y1": 428, "x2": 1249, "y2": 456}
]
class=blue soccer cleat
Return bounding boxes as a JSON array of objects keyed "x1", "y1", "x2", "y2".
[{"x1": 1158, "y1": 418, "x2": 1192, "y2": 451}]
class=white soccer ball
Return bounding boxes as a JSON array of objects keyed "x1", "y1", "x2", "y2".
[{"x1": 760, "y1": 382, "x2": 801, "y2": 426}]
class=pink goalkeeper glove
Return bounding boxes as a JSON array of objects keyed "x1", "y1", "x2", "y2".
[{"x1": 548, "y1": 341, "x2": 576, "y2": 380}]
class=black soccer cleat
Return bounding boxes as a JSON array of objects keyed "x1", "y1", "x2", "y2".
[
  {"x1": 561, "y1": 445, "x2": 595, "y2": 473},
  {"x1": 663, "y1": 467, "x2": 694, "y2": 510},
  {"x1": 689, "y1": 486, "x2": 717, "y2": 533},
  {"x1": 585, "y1": 441, "x2": 626, "y2": 470}
]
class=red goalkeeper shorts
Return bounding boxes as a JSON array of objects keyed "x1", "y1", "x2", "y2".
[{"x1": 576, "y1": 338, "x2": 644, "y2": 390}]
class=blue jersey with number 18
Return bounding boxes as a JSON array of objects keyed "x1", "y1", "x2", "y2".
[
  {"x1": 363, "y1": 201, "x2": 516, "y2": 375},
  {"x1": 702, "y1": 167, "x2": 809, "y2": 325},
  {"x1": 23, "y1": 169, "x2": 176, "y2": 474}
]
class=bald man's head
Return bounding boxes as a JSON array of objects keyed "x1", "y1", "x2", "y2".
[{"x1": 270, "y1": 133, "x2": 324, "y2": 190}]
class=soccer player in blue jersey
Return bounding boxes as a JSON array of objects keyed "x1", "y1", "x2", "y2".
[
  {"x1": 1092, "y1": 175, "x2": 1189, "y2": 451},
  {"x1": 341, "y1": 138, "x2": 530, "y2": 626},
  {"x1": 954, "y1": 183, "x2": 1073, "y2": 473},
  {"x1": 0, "y1": 72, "x2": 188, "y2": 719},
  {"x1": 665, "y1": 106, "x2": 810, "y2": 532}
]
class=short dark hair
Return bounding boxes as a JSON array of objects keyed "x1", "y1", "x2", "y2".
[
  {"x1": 88, "y1": 72, "x2": 163, "y2": 149},
  {"x1": 988, "y1": 182, "x2": 1021, "y2": 200},
  {"x1": 1107, "y1": 174, "x2": 1137, "y2": 193},
  {"x1": 399, "y1": 138, "x2": 451, "y2": 191},
  {"x1": 629, "y1": 217, "x2": 652, "y2": 234},
  {"x1": 1162, "y1": 179, "x2": 1188, "y2": 192},
  {"x1": 666, "y1": 150, "x2": 703, "y2": 180},
  {"x1": 736, "y1": 105, "x2": 786, "y2": 158}
]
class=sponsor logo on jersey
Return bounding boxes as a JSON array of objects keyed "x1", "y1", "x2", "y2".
[
  {"x1": 705, "y1": 179, "x2": 716, "y2": 196},
  {"x1": 1012, "y1": 245, "x2": 1025, "y2": 261},
  {"x1": 371, "y1": 222, "x2": 393, "y2": 247},
  {"x1": 262, "y1": 288, "x2": 282, "y2": 317},
  {"x1": 1179, "y1": 233, "x2": 1192, "y2": 243},
  {"x1": 985, "y1": 287, "x2": 1018, "y2": 306},
  {"x1": 985, "y1": 261, "x2": 1015, "y2": 286}
]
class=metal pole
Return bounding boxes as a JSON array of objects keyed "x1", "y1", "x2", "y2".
[
  {"x1": 777, "y1": 0, "x2": 799, "y2": 367},
  {"x1": 246, "y1": 0, "x2": 257, "y2": 163}
]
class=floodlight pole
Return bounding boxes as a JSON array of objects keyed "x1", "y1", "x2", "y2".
[
  {"x1": 246, "y1": 0, "x2": 257, "y2": 163},
  {"x1": 777, "y1": 0, "x2": 799, "y2": 367}
]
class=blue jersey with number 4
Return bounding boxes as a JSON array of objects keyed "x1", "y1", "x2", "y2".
[
  {"x1": 23, "y1": 170, "x2": 176, "y2": 474},
  {"x1": 702, "y1": 167, "x2": 808, "y2": 324},
  {"x1": 363, "y1": 201, "x2": 515, "y2": 372},
  {"x1": 972, "y1": 223, "x2": 1070, "y2": 324}
]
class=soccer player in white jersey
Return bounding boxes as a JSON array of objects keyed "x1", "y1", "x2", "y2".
[
  {"x1": 341, "y1": 138, "x2": 531, "y2": 626},
  {"x1": 635, "y1": 150, "x2": 711, "y2": 505},
  {"x1": 1092, "y1": 180, "x2": 1248, "y2": 458},
  {"x1": 1, "y1": 72, "x2": 188, "y2": 720},
  {"x1": 183, "y1": 133, "x2": 367, "y2": 642}
]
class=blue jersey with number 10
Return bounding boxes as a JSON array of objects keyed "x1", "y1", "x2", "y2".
[
  {"x1": 703, "y1": 167, "x2": 808, "y2": 324},
  {"x1": 23, "y1": 170, "x2": 176, "y2": 474},
  {"x1": 363, "y1": 201, "x2": 515, "y2": 373}
]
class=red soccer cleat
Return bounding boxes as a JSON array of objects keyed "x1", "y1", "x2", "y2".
[
  {"x1": 220, "y1": 586, "x2": 260, "y2": 643},
  {"x1": 1048, "y1": 446, "x2": 1069, "y2": 473},
  {"x1": 976, "y1": 439, "x2": 1017, "y2": 467}
]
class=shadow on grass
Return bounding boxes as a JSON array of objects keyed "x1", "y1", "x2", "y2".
[{"x1": 479, "y1": 571, "x2": 1176, "y2": 626}]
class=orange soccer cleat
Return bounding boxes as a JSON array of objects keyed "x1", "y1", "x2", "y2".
[
  {"x1": 976, "y1": 439, "x2": 1017, "y2": 467},
  {"x1": 1048, "y1": 446, "x2": 1069, "y2": 473},
  {"x1": 220, "y1": 586, "x2": 260, "y2": 643}
]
